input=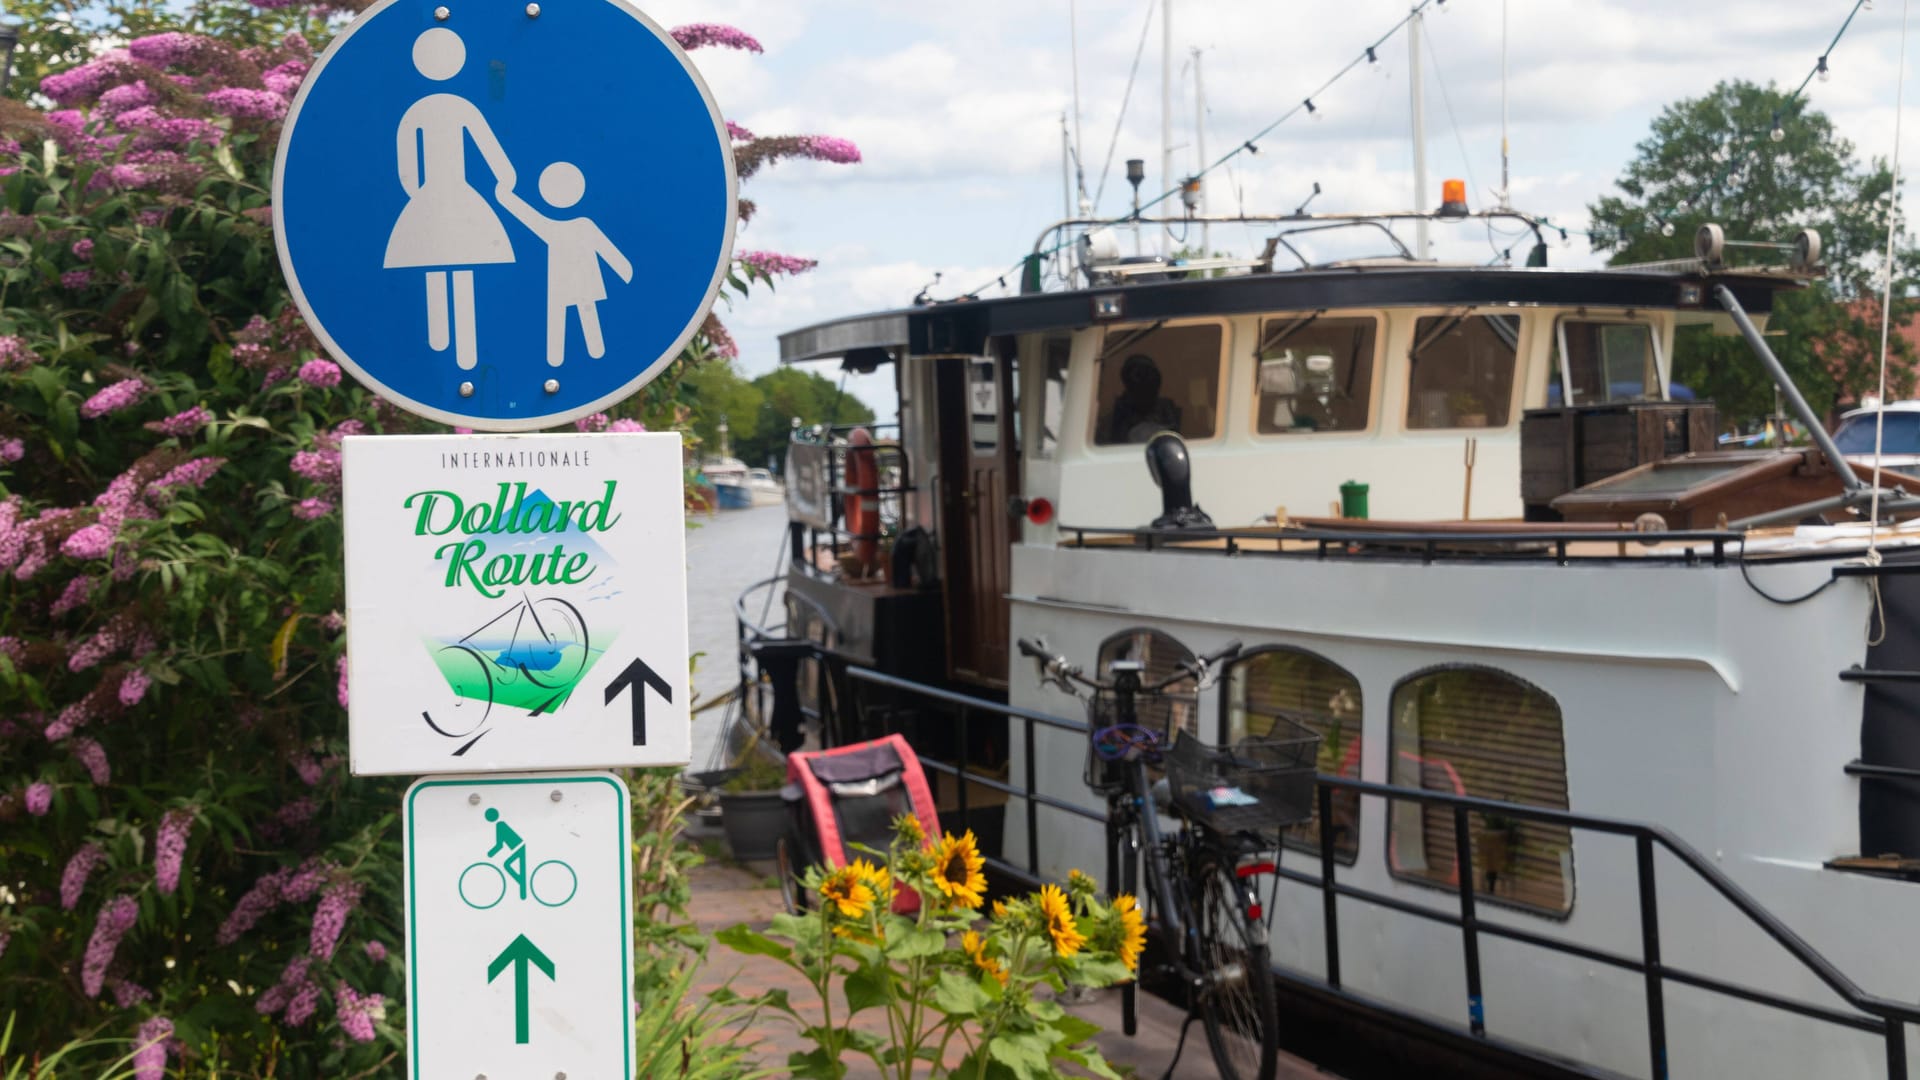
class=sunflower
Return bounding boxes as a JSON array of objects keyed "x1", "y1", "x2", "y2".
[
  {"x1": 1112, "y1": 894, "x2": 1146, "y2": 973},
  {"x1": 1066, "y1": 868, "x2": 1097, "y2": 900},
  {"x1": 961, "y1": 930, "x2": 1008, "y2": 985},
  {"x1": 892, "y1": 812, "x2": 927, "y2": 847},
  {"x1": 819, "y1": 864, "x2": 876, "y2": 919},
  {"x1": 850, "y1": 858, "x2": 893, "y2": 904},
  {"x1": 931, "y1": 830, "x2": 987, "y2": 909},
  {"x1": 1038, "y1": 883, "x2": 1087, "y2": 958}
]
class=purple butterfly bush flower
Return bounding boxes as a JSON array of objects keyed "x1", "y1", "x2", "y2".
[
  {"x1": 62, "y1": 844, "x2": 105, "y2": 910},
  {"x1": 24, "y1": 782, "x2": 52, "y2": 816},
  {"x1": 128, "y1": 31, "x2": 209, "y2": 68},
  {"x1": 272, "y1": 796, "x2": 317, "y2": 833},
  {"x1": 69, "y1": 623, "x2": 123, "y2": 672},
  {"x1": 0, "y1": 336, "x2": 40, "y2": 370},
  {"x1": 61, "y1": 269, "x2": 92, "y2": 289},
  {"x1": 217, "y1": 867, "x2": 288, "y2": 946},
  {"x1": 40, "y1": 53, "x2": 130, "y2": 106},
  {"x1": 337, "y1": 656, "x2": 348, "y2": 708},
  {"x1": 51, "y1": 574, "x2": 92, "y2": 616},
  {"x1": 111, "y1": 978, "x2": 151, "y2": 1008},
  {"x1": 292, "y1": 497, "x2": 333, "y2": 521},
  {"x1": 70, "y1": 238, "x2": 95, "y2": 261},
  {"x1": 283, "y1": 981, "x2": 321, "y2": 1026},
  {"x1": 81, "y1": 895, "x2": 139, "y2": 997},
  {"x1": 147, "y1": 457, "x2": 226, "y2": 500},
  {"x1": 335, "y1": 981, "x2": 385, "y2": 1043},
  {"x1": 726, "y1": 120, "x2": 754, "y2": 142},
  {"x1": 607, "y1": 418, "x2": 646, "y2": 433},
  {"x1": 281, "y1": 858, "x2": 331, "y2": 903},
  {"x1": 204, "y1": 87, "x2": 288, "y2": 121},
  {"x1": 363, "y1": 939, "x2": 388, "y2": 962},
  {"x1": 61, "y1": 523, "x2": 114, "y2": 561},
  {"x1": 145, "y1": 405, "x2": 213, "y2": 438},
  {"x1": 320, "y1": 611, "x2": 345, "y2": 634},
  {"x1": 670, "y1": 23, "x2": 764, "y2": 53},
  {"x1": 80, "y1": 379, "x2": 147, "y2": 419},
  {"x1": 738, "y1": 250, "x2": 819, "y2": 277},
  {"x1": 297, "y1": 358, "x2": 341, "y2": 388},
  {"x1": 96, "y1": 80, "x2": 156, "y2": 117},
  {"x1": 310, "y1": 878, "x2": 362, "y2": 960},
  {"x1": 256, "y1": 954, "x2": 312, "y2": 1016},
  {"x1": 132, "y1": 1016, "x2": 172, "y2": 1080},
  {"x1": 797, "y1": 135, "x2": 861, "y2": 164},
  {"x1": 573, "y1": 413, "x2": 610, "y2": 432},
  {"x1": 291, "y1": 448, "x2": 342, "y2": 486},
  {"x1": 70, "y1": 736, "x2": 110, "y2": 784},
  {"x1": 119, "y1": 668, "x2": 151, "y2": 706},
  {"x1": 154, "y1": 809, "x2": 194, "y2": 894},
  {"x1": 1, "y1": 438, "x2": 26, "y2": 464},
  {"x1": 294, "y1": 754, "x2": 326, "y2": 785}
]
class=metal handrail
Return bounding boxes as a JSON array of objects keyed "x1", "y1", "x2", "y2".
[{"x1": 1059, "y1": 521, "x2": 1741, "y2": 567}]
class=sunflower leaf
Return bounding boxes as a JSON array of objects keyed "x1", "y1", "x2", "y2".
[
  {"x1": 885, "y1": 925, "x2": 946, "y2": 960},
  {"x1": 931, "y1": 968, "x2": 992, "y2": 1017}
]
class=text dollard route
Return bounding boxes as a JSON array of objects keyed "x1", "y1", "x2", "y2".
[{"x1": 402, "y1": 481, "x2": 620, "y2": 597}]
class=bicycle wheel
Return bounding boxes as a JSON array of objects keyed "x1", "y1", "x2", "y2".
[
  {"x1": 1193, "y1": 857, "x2": 1279, "y2": 1080},
  {"x1": 775, "y1": 835, "x2": 810, "y2": 915}
]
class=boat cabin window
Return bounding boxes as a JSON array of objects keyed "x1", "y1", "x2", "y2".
[
  {"x1": 1406, "y1": 314, "x2": 1519, "y2": 430},
  {"x1": 1098, "y1": 628, "x2": 1198, "y2": 741},
  {"x1": 1253, "y1": 316, "x2": 1377, "y2": 435},
  {"x1": 1552, "y1": 320, "x2": 1661, "y2": 405},
  {"x1": 1387, "y1": 667, "x2": 1574, "y2": 917},
  {"x1": 1224, "y1": 647, "x2": 1362, "y2": 863},
  {"x1": 1093, "y1": 323, "x2": 1223, "y2": 445}
]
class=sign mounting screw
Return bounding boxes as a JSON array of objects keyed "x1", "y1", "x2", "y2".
[
  {"x1": 458, "y1": 381, "x2": 475, "y2": 398},
  {"x1": 468, "y1": 793, "x2": 481, "y2": 806},
  {"x1": 550, "y1": 789, "x2": 563, "y2": 802},
  {"x1": 526, "y1": 3, "x2": 541, "y2": 15},
  {"x1": 543, "y1": 378, "x2": 559, "y2": 394},
  {"x1": 433, "y1": 5, "x2": 450, "y2": 18}
]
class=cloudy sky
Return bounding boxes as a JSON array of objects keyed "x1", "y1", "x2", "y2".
[{"x1": 640, "y1": 0, "x2": 1910, "y2": 418}]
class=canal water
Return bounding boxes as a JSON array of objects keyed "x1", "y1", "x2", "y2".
[{"x1": 684, "y1": 503, "x2": 788, "y2": 771}]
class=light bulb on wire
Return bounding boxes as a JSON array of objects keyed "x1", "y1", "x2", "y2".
[
  {"x1": 1305, "y1": 98, "x2": 1321, "y2": 121},
  {"x1": 1770, "y1": 125, "x2": 1786, "y2": 143},
  {"x1": 1660, "y1": 221, "x2": 1676, "y2": 238},
  {"x1": 1817, "y1": 55, "x2": 1830, "y2": 83}
]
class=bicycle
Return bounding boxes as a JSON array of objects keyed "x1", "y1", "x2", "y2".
[{"x1": 1016, "y1": 636, "x2": 1320, "y2": 1080}]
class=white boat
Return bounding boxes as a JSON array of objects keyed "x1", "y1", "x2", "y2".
[{"x1": 740, "y1": 199, "x2": 1920, "y2": 1080}]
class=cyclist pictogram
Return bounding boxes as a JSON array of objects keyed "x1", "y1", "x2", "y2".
[{"x1": 457, "y1": 804, "x2": 577, "y2": 909}]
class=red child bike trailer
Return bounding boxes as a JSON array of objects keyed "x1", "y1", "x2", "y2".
[{"x1": 778, "y1": 733, "x2": 941, "y2": 915}]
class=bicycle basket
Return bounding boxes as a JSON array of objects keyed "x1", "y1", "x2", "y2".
[
  {"x1": 1164, "y1": 717, "x2": 1320, "y2": 834},
  {"x1": 1082, "y1": 693, "x2": 1132, "y2": 795}
]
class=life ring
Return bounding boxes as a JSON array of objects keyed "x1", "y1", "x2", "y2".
[{"x1": 844, "y1": 427, "x2": 879, "y2": 571}]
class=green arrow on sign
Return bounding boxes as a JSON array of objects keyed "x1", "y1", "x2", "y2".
[{"x1": 486, "y1": 933, "x2": 556, "y2": 1045}]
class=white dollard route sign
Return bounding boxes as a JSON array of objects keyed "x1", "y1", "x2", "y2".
[
  {"x1": 404, "y1": 772, "x2": 634, "y2": 1078},
  {"x1": 343, "y1": 432, "x2": 689, "y2": 775}
]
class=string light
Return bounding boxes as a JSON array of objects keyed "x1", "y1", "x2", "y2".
[
  {"x1": 1817, "y1": 54, "x2": 1831, "y2": 82},
  {"x1": 1305, "y1": 98, "x2": 1320, "y2": 120}
]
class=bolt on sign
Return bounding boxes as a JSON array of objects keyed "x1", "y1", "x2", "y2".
[
  {"x1": 343, "y1": 432, "x2": 688, "y2": 775},
  {"x1": 404, "y1": 773, "x2": 633, "y2": 1076}
]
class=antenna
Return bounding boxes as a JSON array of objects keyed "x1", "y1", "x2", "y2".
[
  {"x1": 1192, "y1": 46, "x2": 1209, "y2": 255},
  {"x1": 1160, "y1": 0, "x2": 1174, "y2": 256},
  {"x1": 1499, "y1": 0, "x2": 1511, "y2": 208},
  {"x1": 1293, "y1": 181, "x2": 1323, "y2": 216},
  {"x1": 1409, "y1": 5, "x2": 1431, "y2": 258},
  {"x1": 1068, "y1": 0, "x2": 1087, "y2": 203},
  {"x1": 912, "y1": 272, "x2": 943, "y2": 306}
]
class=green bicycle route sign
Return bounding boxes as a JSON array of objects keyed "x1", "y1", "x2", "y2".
[{"x1": 404, "y1": 772, "x2": 633, "y2": 1077}]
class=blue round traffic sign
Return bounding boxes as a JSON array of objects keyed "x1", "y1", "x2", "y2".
[{"x1": 274, "y1": 0, "x2": 736, "y2": 431}]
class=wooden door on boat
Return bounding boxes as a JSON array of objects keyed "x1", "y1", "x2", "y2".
[{"x1": 935, "y1": 345, "x2": 1020, "y2": 687}]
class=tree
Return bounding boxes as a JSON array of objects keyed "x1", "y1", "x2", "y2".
[
  {"x1": 680, "y1": 358, "x2": 763, "y2": 458},
  {"x1": 735, "y1": 366, "x2": 876, "y2": 471},
  {"x1": 1588, "y1": 80, "x2": 1917, "y2": 425}
]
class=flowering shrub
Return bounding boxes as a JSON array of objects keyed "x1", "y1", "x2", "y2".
[
  {"x1": 0, "y1": 0, "x2": 856, "y2": 1072},
  {"x1": 719, "y1": 820, "x2": 1139, "y2": 1079}
]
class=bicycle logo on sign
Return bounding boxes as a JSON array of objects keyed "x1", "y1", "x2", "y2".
[
  {"x1": 423, "y1": 592, "x2": 594, "y2": 756},
  {"x1": 457, "y1": 806, "x2": 577, "y2": 910}
]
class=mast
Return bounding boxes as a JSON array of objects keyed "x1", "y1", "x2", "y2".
[
  {"x1": 1069, "y1": 0, "x2": 1085, "y2": 199},
  {"x1": 1499, "y1": 0, "x2": 1510, "y2": 208},
  {"x1": 1409, "y1": 5, "x2": 1431, "y2": 259},
  {"x1": 1161, "y1": 0, "x2": 1173, "y2": 256},
  {"x1": 1193, "y1": 46, "x2": 1208, "y2": 255},
  {"x1": 1061, "y1": 112, "x2": 1072, "y2": 222}
]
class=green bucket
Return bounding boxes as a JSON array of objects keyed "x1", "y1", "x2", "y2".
[{"x1": 1339, "y1": 480, "x2": 1369, "y2": 520}]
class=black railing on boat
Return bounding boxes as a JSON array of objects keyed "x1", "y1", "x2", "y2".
[
  {"x1": 729, "y1": 617, "x2": 1919, "y2": 1079},
  {"x1": 1058, "y1": 522, "x2": 1743, "y2": 567},
  {"x1": 783, "y1": 423, "x2": 918, "y2": 578}
]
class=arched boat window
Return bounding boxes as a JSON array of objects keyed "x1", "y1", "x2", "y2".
[
  {"x1": 1096, "y1": 628, "x2": 1199, "y2": 742},
  {"x1": 1406, "y1": 314, "x2": 1519, "y2": 430},
  {"x1": 1092, "y1": 322, "x2": 1224, "y2": 446},
  {"x1": 1223, "y1": 646, "x2": 1362, "y2": 864},
  {"x1": 1386, "y1": 665, "x2": 1575, "y2": 918},
  {"x1": 1253, "y1": 315, "x2": 1378, "y2": 436}
]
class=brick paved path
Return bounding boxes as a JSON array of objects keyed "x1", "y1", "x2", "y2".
[{"x1": 685, "y1": 861, "x2": 1332, "y2": 1079}]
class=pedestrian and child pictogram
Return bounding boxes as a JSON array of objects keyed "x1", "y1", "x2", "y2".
[{"x1": 273, "y1": 0, "x2": 736, "y2": 431}]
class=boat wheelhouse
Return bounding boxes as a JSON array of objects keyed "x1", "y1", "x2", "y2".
[{"x1": 737, "y1": 216, "x2": 1920, "y2": 1080}]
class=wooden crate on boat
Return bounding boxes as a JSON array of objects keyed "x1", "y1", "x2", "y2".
[{"x1": 1521, "y1": 402, "x2": 1718, "y2": 519}]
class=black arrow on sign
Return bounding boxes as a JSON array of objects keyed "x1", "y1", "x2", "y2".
[{"x1": 603, "y1": 658, "x2": 671, "y2": 746}]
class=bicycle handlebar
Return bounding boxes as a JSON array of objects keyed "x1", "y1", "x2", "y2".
[{"x1": 1015, "y1": 636, "x2": 1243, "y2": 696}]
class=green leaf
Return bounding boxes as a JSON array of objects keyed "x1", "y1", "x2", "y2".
[
  {"x1": 842, "y1": 964, "x2": 889, "y2": 1016},
  {"x1": 714, "y1": 922, "x2": 794, "y2": 963},
  {"x1": 987, "y1": 1030, "x2": 1055, "y2": 1080},
  {"x1": 1048, "y1": 1012, "x2": 1101, "y2": 1048},
  {"x1": 885, "y1": 925, "x2": 945, "y2": 960},
  {"x1": 930, "y1": 968, "x2": 991, "y2": 1017}
]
